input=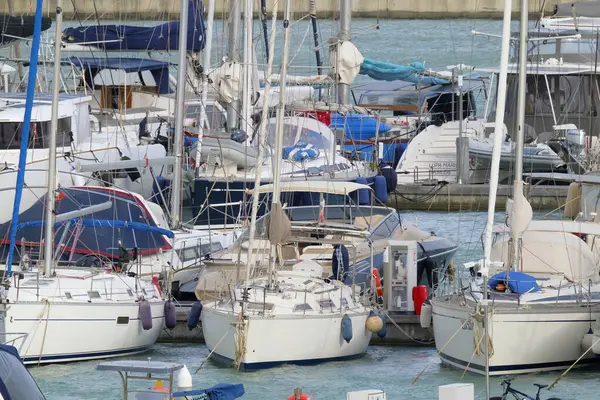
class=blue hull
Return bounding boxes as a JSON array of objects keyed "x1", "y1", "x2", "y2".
[{"x1": 209, "y1": 350, "x2": 366, "y2": 371}]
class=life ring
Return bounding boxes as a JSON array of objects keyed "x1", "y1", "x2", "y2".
[
  {"x1": 372, "y1": 269, "x2": 383, "y2": 297},
  {"x1": 286, "y1": 394, "x2": 313, "y2": 400}
]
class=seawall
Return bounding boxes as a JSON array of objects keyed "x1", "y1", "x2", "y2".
[{"x1": 2, "y1": 0, "x2": 575, "y2": 20}]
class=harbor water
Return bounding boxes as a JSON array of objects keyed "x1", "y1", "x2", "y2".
[
  {"x1": 16, "y1": 17, "x2": 599, "y2": 399},
  {"x1": 29, "y1": 210, "x2": 600, "y2": 399}
]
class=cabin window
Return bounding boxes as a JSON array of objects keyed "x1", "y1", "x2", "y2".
[
  {"x1": 178, "y1": 247, "x2": 198, "y2": 262},
  {"x1": 127, "y1": 289, "x2": 133, "y2": 297},
  {"x1": 64, "y1": 292, "x2": 72, "y2": 299},
  {"x1": 141, "y1": 288, "x2": 147, "y2": 295},
  {"x1": 0, "y1": 118, "x2": 72, "y2": 150},
  {"x1": 87, "y1": 291, "x2": 101, "y2": 299},
  {"x1": 318, "y1": 299, "x2": 335, "y2": 309},
  {"x1": 200, "y1": 242, "x2": 223, "y2": 256},
  {"x1": 293, "y1": 303, "x2": 313, "y2": 312},
  {"x1": 341, "y1": 298, "x2": 349, "y2": 309},
  {"x1": 371, "y1": 216, "x2": 396, "y2": 240},
  {"x1": 246, "y1": 302, "x2": 274, "y2": 312},
  {"x1": 116, "y1": 316, "x2": 129, "y2": 325}
]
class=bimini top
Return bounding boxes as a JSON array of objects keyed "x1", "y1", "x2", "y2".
[
  {"x1": 250, "y1": 181, "x2": 372, "y2": 196},
  {"x1": 65, "y1": 57, "x2": 171, "y2": 94},
  {"x1": 62, "y1": 0, "x2": 206, "y2": 52},
  {"x1": 0, "y1": 344, "x2": 45, "y2": 399}
]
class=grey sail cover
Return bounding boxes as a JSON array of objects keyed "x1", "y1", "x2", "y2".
[
  {"x1": 266, "y1": 203, "x2": 292, "y2": 246},
  {"x1": 553, "y1": 1, "x2": 600, "y2": 17}
]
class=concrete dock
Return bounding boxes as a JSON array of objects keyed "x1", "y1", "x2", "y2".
[
  {"x1": 3, "y1": 0, "x2": 574, "y2": 19},
  {"x1": 388, "y1": 183, "x2": 568, "y2": 212},
  {"x1": 158, "y1": 303, "x2": 434, "y2": 346}
]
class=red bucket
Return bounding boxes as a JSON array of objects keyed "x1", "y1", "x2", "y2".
[{"x1": 412, "y1": 285, "x2": 428, "y2": 315}]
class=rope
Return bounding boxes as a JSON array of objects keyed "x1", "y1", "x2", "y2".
[
  {"x1": 472, "y1": 305, "x2": 494, "y2": 357},
  {"x1": 548, "y1": 335, "x2": 600, "y2": 390},
  {"x1": 381, "y1": 309, "x2": 433, "y2": 345},
  {"x1": 412, "y1": 315, "x2": 474, "y2": 384},
  {"x1": 233, "y1": 312, "x2": 248, "y2": 370},
  {"x1": 194, "y1": 324, "x2": 234, "y2": 374},
  {"x1": 37, "y1": 299, "x2": 51, "y2": 366}
]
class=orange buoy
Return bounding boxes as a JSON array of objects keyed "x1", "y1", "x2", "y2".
[
  {"x1": 286, "y1": 394, "x2": 313, "y2": 400},
  {"x1": 372, "y1": 269, "x2": 383, "y2": 297}
]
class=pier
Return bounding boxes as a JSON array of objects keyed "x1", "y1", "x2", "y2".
[
  {"x1": 158, "y1": 303, "x2": 434, "y2": 346},
  {"x1": 2, "y1": 0, "x2": 574, "y2": 20},
  {"x1": 388, "y1": 183, "x2": 568, "y2": 212}
]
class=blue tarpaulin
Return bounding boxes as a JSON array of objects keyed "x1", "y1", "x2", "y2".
[
  {"x1": 65, "y1": 57, "x2": 172, "y2": 94},
  {"x1": 173, "y1": 383, "x2": 245, "y2": 400},
  {"x1": 62, "y1": 0, "x2": 206, "y2": 52},
  {"x1": 488, "y1": 271, "x2": 540, "y2": 294},
  {"x1": 359, "y1": 59, "x2": 449, "y2": 85}
]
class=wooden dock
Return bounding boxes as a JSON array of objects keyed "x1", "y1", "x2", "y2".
[
  {"x1": 158, "y1": 304, "x2": 434, "y2": 346},
  {"x1": 388, "y1": 183, "x2": 568, "y2": 212}
]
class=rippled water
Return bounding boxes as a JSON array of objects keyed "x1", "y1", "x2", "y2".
[{"x1": 16, "y1": 16, "x2": 598, "y2": 400}]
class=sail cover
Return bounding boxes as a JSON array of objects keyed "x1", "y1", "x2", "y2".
[
  {"x1": 552, "y1": 1, "x2": 600, "y2": 17},
  {"x1": 0, "y1": 15, "x2": 52, "y2": 48},
  {"x1": 61, "y1": 0, "x2": 206, "y2": 51},
  {"x1": 359, "y1": 60, "x2": 449, "y2": 85},
  {"x1": 0, "y1": 187, "x2": 172, "y2": 263}
]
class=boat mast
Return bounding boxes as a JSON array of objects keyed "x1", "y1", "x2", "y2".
[
  {"x1": 245, "y1": 0, "x2": 279, "y2": 282},
  {"x1": 226, "y1": 0, "x2": 242, "y2": 131},
  {"x1": 266, "y1": 0, "x2": 292, "y2": 286},
  {"x1": 5, "y1": 0, "x2": 44, "y2": 275},
  {"x1": 337, "y1": 0, "x2": 352, "y2": 105},
  {"x1": 241, "y1": 0, "x2": 254, "y2": 141},
  {"x1": 482, "y1": 0, "x2": 512, "y2": 397},
  {"x1": 511, "y1": 0, "x2": 528, "y2": 271},
  {"x1": 43, "y1": 0, "x2": 64, "y2": 277},
  {"x1": 195, "y1": 0, "x2": 215, "y2": 175},
  {"x1": 170, "y1": 0, "x2": 190, "y2": 228}
]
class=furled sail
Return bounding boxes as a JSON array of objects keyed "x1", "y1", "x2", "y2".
[{"x1": 61, "y1": 0, "x2": 206, "y2": 51}]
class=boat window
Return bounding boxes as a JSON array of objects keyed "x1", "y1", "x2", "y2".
[
  {"x1": 178, "y1": 247, "x2": 198, "y2": 262},
  {"x1": 341, "y1": 297, "x2": 349, "y2": 309},
  {"x1": 246, "y1": 302, "x2": 274, "y2": 312},
  {"x1": 127, "y1": 289, "x2": 133, "y2": 297},
  {"x1": 318, "y1": 299, "x2": 335, "y2": 309},
  {"x1": 293, "y1": 303, "x2": 313, "y2": 312},
  {"x1": 64, "y1": 292, "x2": 72, "y2": 299},
  {"x1": 0, "y1": 347, "x2": 46, "y2": 400},
  {"x1": 371, "y1": 215, "x2": 396, "y2": 240},
  {"x1": 0, "y1": 118, "x2": 72, "y2": 150},
  {"x1": 267, "y1": 121, "x2": 297, "y2": 147},
  {"x1": 88, "y1": 291, "x2": 101, "y2": 299},
  {"x1": 141, "y1": 288, "x2": 147, "y2": 295},
  {"x1": 116, "y1": 316, "x2": 129, "y2": 325},
  {"x1": 297, "y1": 127, "x2": 329, "y2": 150},
  {"x1": 199, "y1": 242, "x2": 223, "y2": 256}
]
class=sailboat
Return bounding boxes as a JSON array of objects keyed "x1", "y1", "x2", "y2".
[
  {"x1": 0, "y1": 1, "x2": 164, "y2": 365},
  {"x1": 430, "y1": 0, "x2": 600, "y2": 375}
]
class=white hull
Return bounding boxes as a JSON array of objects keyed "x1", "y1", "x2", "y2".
[
  {"x1": 3, "y1": 301, "x2": 164, "y2": 364},
  {"x1": 431, "y1": 298, "x2": 600, "y2": 375},
  {"x1": 202, "y1": 307, "x2": 371, "y2": 370}
]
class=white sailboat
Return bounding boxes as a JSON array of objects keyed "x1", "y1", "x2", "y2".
[
  {"x1": 1, "y1": 1, "x2": 164, "y2": 365},
  {"x1": 200, "y1": 0, "x2": 374, "y2": 370},
  {"x1": 430, "y1": 0, "x2": 600, "y2": 376}
]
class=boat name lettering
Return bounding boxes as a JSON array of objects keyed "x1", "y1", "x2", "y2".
[{"x1": 429, "y1": 162, "x2": 455, "y2": 170}]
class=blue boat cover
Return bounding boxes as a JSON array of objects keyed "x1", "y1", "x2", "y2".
[
  {"x1": 65, "y1": 57, "x2": 171, "y2": 94},
  {"x1": 282, "y1": 141, "x2": 320, "y2": 162},
  {"x1": 173, "y1": 383, "x2": 245, "y2": 400},
  {"x1": 360, "y1": 59, "x2": 449, "y2": 85},
  {"x1": 62, "y1": 0, "x2": 205, "y2": 52},
  {"x1": 0, "y1": 344, "x2": 45, "y2": 400},
  {"x1": 0, "y1": 187, "x2": 172, "y2": 263},
  {"x1": 330, "y1": 113, "x2": 391, "y2": 140},
  {"x1": 488, "y1": 271, "x2": 540, "y2": 294}
]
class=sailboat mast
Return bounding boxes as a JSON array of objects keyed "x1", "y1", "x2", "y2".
[
  {"x1": 226, "y1": 0, "x2": 242, "y2": 130},
  {"x1": 195, "y1": 0, "x2": 215, "y2": 174},
  {"x1": 337, "y1": 0, "x2": 352, "y2": 105},
  {"x1": 482, "y1": 0, "x2": 512, "y2": 396},
  {"x1": 170, "y1": 0, "x2": 190, "y2": 228},
  {"x1": 5, "y1": 0, "x2": 44, "y2": 275},
  {"x1": 241, "y1": 0, "x2": 254, "y2": 141},
  {"x1": 511, "y1": 0, "x2": 528, "y2": 271},
  {"x1": 43, "y1": 0, "x2": 64, "y2": 277},
  {"x1": 265, "y1": 0, "x2": 292, "y2": 284}
]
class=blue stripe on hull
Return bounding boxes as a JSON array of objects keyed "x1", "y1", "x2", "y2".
[
  {"x1": 209, "y1": 351, "x2": 366, "y2": 371},
  {"x1": 440, "y1": 352, "x2": 598, "y2": 374},
  {"x1": 22, "y1": 345, "x2": 152, "y2": 365}
]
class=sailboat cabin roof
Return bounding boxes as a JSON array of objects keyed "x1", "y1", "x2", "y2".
[{"x1": 0, "y1": 92, "x2": 91, "y2": 122}]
